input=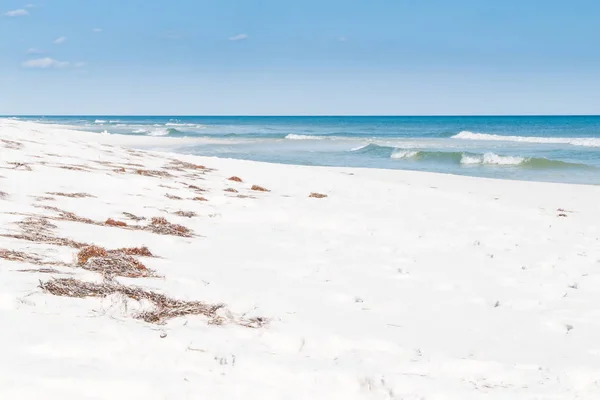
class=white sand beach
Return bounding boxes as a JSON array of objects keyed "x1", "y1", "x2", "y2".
[{"x1": 1, "y1": 118, "x2": 600, "y2": 399}]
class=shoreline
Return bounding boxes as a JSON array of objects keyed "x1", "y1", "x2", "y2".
[
  {"x1": 8, "y1": 118, "x2": 600, "y2": 188},
  {"x1": 1, "y1": 119, "x2": 600, "y2": 398}
]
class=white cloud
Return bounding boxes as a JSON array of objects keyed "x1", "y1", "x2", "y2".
[
  {"x1": 229, "y1": 33, "x2": 248, "y2": 41},
  {"x1": 53, "y1": 36, "x2": 67, "y2": 44},
  {"x1": 93, "y1": 28, "x2": 102, "y2": 33},
  {"x1": 22, "y1": 57, "x2": 69, "y2": 69},
  {"x1": 75, "y1": 62, "x2": 86, "y2": 68},
  {"x1": 27, "y1": 48, "x2": 44, "y2": 54},
  {"x1": 5, "y1": 9, "x2": 29, "y2": 17}
]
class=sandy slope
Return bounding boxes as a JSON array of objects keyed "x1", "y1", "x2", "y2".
[{"x1": 1, "y1": 119, "x2": 600, "y2": 399}]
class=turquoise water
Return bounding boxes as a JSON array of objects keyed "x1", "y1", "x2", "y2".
[{"x1": 12, "y1": 116, "x2": 600, "y2": 185}]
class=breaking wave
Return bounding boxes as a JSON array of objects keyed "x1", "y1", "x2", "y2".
[
  {"x1": 351, "y1": 144, "x2": 589, "y2": 169},
  {"x1": 453, "y1": 131, "x2": 600, "y2": 147},
  {"x1": 285, "y1": 134, "x2": 327, "y2": 140},
  {"x1": 144, "y1": 128, "x2": 183, "y2": 136}
]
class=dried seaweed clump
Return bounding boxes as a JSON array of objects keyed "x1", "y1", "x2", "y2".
[
  {"x1": 115, "y1": 246, "x2": 153, "y2": 257},
  {"x1": 37, "y1": 205, "x2": 97, "y2": 225},
  {"x1": 84, "y1": 254, "x2": 152, "y2": 278},
  {"x1": 251, "y1": 185, "x2": 270, "y2": 192},
  {"x1": 105, "y1": 218, "x2": 128, "y2": 227},
  {"x1": 136, "y1": 169, "x2": 172, "y2": 178},
  {"x1": 47, "y1": 192, "x2": 95, "y2": 198},
  {"x1": 166, "y1": 160, "x2": 209, "y2": 171},
  {"x1": 122, "y1": 212, "x2": 146, "y2": 221},
  {"x1": 187, "y1": 184, "x2": 207, "y2": 192},
  {"x1": 77, "y1": 245, "x2": 109, "y2": 264},
  {"x1": 57, "y1": 165, "x2": 90, "y2": 172},
  {"x1": 1, "y1": 139, "x2": 24, "y2": 150},
  {"x1": 0, "y1": 248, "x2": 42, "y2": 263},
  {"x1": 174, "y1": 211, "x2": 197, "y2": 218},
  {"x1": 165, "y1": 193, "x2": 183, "y2": 200},
  {"x1": 8, "y1": 162, "x2": 32, "y2": 171},
  {"x1": 0, "y1": 191, "x2": 8, "y2": 199},
  {"x1": 1, "y1": 217, "x2": 89, "y2": 249},
  {"x1": 76, "y1": 245, "x2": 154, "y2": 278},
  {"x1": 39, "y1": 278, "x2": 229, "y2": 324},
  {"x1": 228, "y1": 176, "x2": 243, "y2": 183},
  {"x1": 224, "y1": 188, "x2": 238, "y2": 193},
  {"x1": 309, "y1": 192, "x2": 328, "y2": 199},
  {"x1": 192, "y1": 196, "x2": 208, "y2": 202},
  {"x1": 148, "y1": 217, "x2": 193, "y2": 237}
]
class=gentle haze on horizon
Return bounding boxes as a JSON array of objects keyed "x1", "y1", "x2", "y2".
[{"x1": 1, "y1": 0, "x2": 600, "y2": 115}]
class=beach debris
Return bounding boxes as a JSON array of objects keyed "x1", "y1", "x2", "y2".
[
  {"x1": 77, "y1": 245, "x2": 109, "y2": 264},
  {"x1": 114, "y1": 246, "x2": 154, "y2": 257},
  {"x1": 565, "y1": 324, "x2": 574, "y2": 333},
  {"x1": 39, "y1": 278, "x2": 231, "y2": 325},
  {"x1": 224, "y1": 188, "x2": 238, "y2": 193},
  {"x1": 228, "y1": 176, "x2": 243, "y2": 183},
  {"x1": 37, "y1": 205, "x2": 96, "y2": 224},
  {"x1": 105, "y1": 218, "x2": 128, "y2": 227},
  {"x1": 83, "y1": 253, "x2": 153, "y2": 278},
  {"x1": 0, "y1": 247, "x2": 69, "y2": 268},
  {"x1": 136, "y1": 169, "x2": 172, "y2": 178},
  {"x1": 0, "y1": 191, "x2": 8, "y2": 199},
  {"x1": 174, "y1": 211, "x2": 197, "y2": 218},
  {"x1": 251, "y1": 185, "x2": 270, "y2": 192},
  {"x1": 236, "y1": 195, "x2": 256, "y2": 199},
  {"x1": 568, "y1": 283, "x2": 578, "y2": 290},
  {"x1": 309, "y1": 192, "x2": 328, "y2": 199},
  {"x1": 165, "y1": 193, "x2": 183, "y2": 200},
  {"x1": 0, "y1": 248, "x2": 43, "y2": 263},
  {"x1": 187, "y1": 184, "x2": 207, "y2": 192},
  {"x1": 47, "y1": 192, "x2": 95, "y2": 198},
  {"x1": 165, "y1": 160, "x2": 209, "y2": 172},
  {"x1": 192, "y1": 196, "x2": 208, "y2": 201},
  {"x1": 8, "y1": 162, "x2": 32, "y2": 171},
  {"x1": 558, "y1": 213, "x2": 568, "y2": 217},
  {"x1": 122, "y1": 212, "x2": 146, "y2": 221},
  {"x1": 17, "y1": 267, "x2": 65, "y2": 274},
  {"x1": 1, "y1": 216, "x2": 89, "y2": 248},
  {"x1": 147, "y1": 217, "x2": 193, "y2": 237},
  {"x1": 76, "y1": 245, "x2": 156, "y2": 278},
  {"x1": 113, "y1": 167, "x2": 126, "y2": 173},
  {"x1": 56, "y1": 165, "x2": 91, "y2": 172},
  {"x1": 1, "y1": 139, "x2": 24, "y2": 150}
]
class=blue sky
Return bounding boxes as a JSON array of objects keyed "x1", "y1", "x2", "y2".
[{"x1": 1, "y1": 0, "x2": 600, "y2": 115}]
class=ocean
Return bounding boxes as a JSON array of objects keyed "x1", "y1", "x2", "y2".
[{"x1": 11, "y1": 116, "x2": 600, "y2": 185}]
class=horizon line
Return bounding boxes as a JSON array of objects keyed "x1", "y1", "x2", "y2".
[{"x1": 3, "y1": 114, "x2": 600, "y2": 118}]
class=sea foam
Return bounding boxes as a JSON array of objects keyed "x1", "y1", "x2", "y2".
[
  {"x1": 285, "y1": 134, "x2": 325, "y2": 140},
  {"x1": 460, "y1": 152, "x2": 525, "y2": 165},
  {"x1": 453, "y1": 131, "x2": 600, "y2": 147}
]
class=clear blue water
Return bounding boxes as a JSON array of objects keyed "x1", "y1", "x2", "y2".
[{"x1": 11, "y1": 116, "x2": 600, "y2": 185}]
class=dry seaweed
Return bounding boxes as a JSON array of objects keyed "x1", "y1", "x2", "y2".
[
  {"x1": 39, "y1": 278, "x2": 227, "y2": 324},
  {"x1": 147, "y1": 217, "x2": 193, "y2": 237},
  {"x1": 47, "y1": 192, "x2": 95, "y2": 198},
  {"x1": 251, "y1": 185, "x2": 270, "y2": 192}
]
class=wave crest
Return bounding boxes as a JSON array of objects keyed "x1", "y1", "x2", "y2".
[
  {"x1": 390, "y1": 150, "x2": 419, "y2": 159},
  {"x1": 453, "y1": 131, "x2": 600, "y2": 147},
  {"x1": 460, "y1": 152, "x2": 525, "y2": 165},
  {"x1": 285, "y1": 134, "x2": 326, "y2": 140}
]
